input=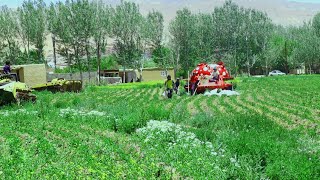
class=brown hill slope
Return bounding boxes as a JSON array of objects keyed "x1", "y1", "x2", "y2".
[{"x1": 117, "y1": 0, "x2": 320, "y2": 26}]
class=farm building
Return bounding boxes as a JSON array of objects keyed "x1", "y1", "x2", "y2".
[
  {"x1": 137, "y1": 68, "x2": 175, "y2": 82},
  {"x1": 117, "y1": 68, "x2": 174, "y2": 82},
  {"x1": 290, "y1": 63, "x2": 306, "y2": 75},
  {"x1": 119, "y1": 70, "x2": 137, "y2": 83},
  {"x1": 99, "y1": 70, "x2": 122, "y2": 84},
  {"x1": 46, "y1": 67, "x2": 175, "y2": 85},
  {"x1": 0, "y1": 64, "x2": 46, "y2": 87}
]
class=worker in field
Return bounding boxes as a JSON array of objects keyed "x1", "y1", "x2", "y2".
[
  {"x1": 164, "y1": 75, "x2": 174, "y2": 98},
  {"x1": 174, "y1": 78, "x2": 180, "y2": 94},
  {"x1": 3, "y1": 61, "x2": 11, "y2": 74},
  {"x1": 2, "y1": 61, "x2": 19, "y2": 81},
  {"x1": 190, "y1": 72, "x2": 199, "y2": 95},
  {"x1": 210, "y1": 66, "x2": 219, "y2": 82}
]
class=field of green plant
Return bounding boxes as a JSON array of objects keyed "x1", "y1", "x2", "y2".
[{"x1": 0, "y1": 75, "x2": 319, "y2": 179}]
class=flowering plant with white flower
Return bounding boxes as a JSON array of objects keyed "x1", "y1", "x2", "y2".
[
  {"x1": 135, "y1": 120, "x2": 249, "y2": 179},
  {"x1": 0, "y1": 109, "x2": 38, "y2": 117},
  {"x1": 136, "y1": 120, "x2": 224, "y2": 157},
  {"x1": 135, "y1": 120, "x2": 244, "y2": 178},
  {"x1": 59, "y1": 108, "x2": 105, "y2": 118}
]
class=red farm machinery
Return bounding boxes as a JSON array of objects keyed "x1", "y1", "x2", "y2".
[{"x1": 185, "y1": 61, "x2": 234, "y2": 94}]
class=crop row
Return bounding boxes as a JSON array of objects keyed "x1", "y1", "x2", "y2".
[{"x1": 0, "y1": 75, "x2": 319, "y2": 179}]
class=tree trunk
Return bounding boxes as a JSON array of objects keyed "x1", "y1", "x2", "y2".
[
  {"x1": 38, "y1": 47, "x2": 44, "y2": 65},
  {"x1": 139, "y1": 49, "x2": 145, "y2": 82},
  {"x1": 7, "y1": 40, "x2": 13, "y2": 64},
  {"x1": 123, "y1": 64, "x2": 126, "y2": 83},
  {"x1": 66, "y1": 49, "x2": 71, "y2": 67},
  {"x1": 174, "y1": 47, "x2": 180, "y2": 79},
  {"x1": 139, "y1": 67, "x2": 143, "y2": 82},
  {"x1": 97, "y1": 42, "x2": 101, "y2": 85},
  {"x1": 27, "y1": 36, "x2": 30, "y2": 64},
  {"x1": 234, "y1": 48, "x2": 237, "y2": 77},
  {"x1": 85, "y1": 41, "x2": 91, "y2": 82},
  {"x1": 309, "y1": 64, "x2": 312, "y2": 74},
  {"x1": 265, "y1": 61, "x2": 268, "y2": 76},
  {"x1": 246, "y1": 35, "x2": 249, "y2": 76},
  {"x1": 284, "y1": 41, "x2": 289, "y2": 74},
  {"x1": 75, "y1": 46, "x2": 83, "y2": 82},
  {"x1": 38, "y1": 49, "x2": 41, "y2": 64},
  {"x1": 52, "y1": 35, "x2": 57, "y2": 72}
]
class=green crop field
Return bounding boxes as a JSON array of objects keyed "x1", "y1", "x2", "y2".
[{"x1": 0, "y1": 75, "x2": 319, "y2": 179}]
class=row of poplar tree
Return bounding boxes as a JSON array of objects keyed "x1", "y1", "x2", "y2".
[{"x1": 0, "y1": 0, "x2": 319, "y2": 80}]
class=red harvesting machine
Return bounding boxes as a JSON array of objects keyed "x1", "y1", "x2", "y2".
[{"x1": 184, "y1": 61, "x2": 234, "y2": 94}]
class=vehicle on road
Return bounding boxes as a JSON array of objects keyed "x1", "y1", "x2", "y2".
[{"x1": 269, "y1": 70, "x2": 286, "y2": 76}]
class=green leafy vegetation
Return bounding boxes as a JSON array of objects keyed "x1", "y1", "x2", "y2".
[
  {"x1": 0, "y1": 75, "x2": 319, "y2": 178},
  {"x1": 1, "y1": 0, "x2": 320, "y2": 81}
]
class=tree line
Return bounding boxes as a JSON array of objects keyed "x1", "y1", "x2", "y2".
[
  {"x1": 169, "y1": 0, "x2": 320, "y2": 76},
  {"x1": 0, "y1": 0, "x2": 319, "y2": 81}
]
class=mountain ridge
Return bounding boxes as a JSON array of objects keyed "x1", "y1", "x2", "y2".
[{"x1": 116, "y1": 0, "x2": 320, "y2": 26}]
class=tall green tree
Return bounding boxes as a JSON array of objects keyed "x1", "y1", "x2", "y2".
[
  {"x1": 169, "y1": 8, "x2": 197, "y2": 78},
  {"x1": 135, "y1": 10, "x2": 164, "y2": 81},
  {"x1": 82, "y1": 0, "x2": 94, "y2": 81},
  {"x1": 312, "y1": 12, "x2": 320, "y2": 37},
  {"x1": 152, "y1": 46, "x2": 172, "y2": 74},
  {"x1": 18, "y1": 0, "x2": 46, "y2": 63},
  {"x1": 112, "y1": 1, "x2": 143, "y2": 82},
  {"x1": 54, "y1": 1, "x2": 74, "y2": 68},
  {"x1": 193, "y1": 13, "x2": 214, "y2": 61},
  {"x1": 0, "y1": 6, "x2": 20, "y2": 64},
  {"x1": 145, "y1": 10, "x2": 164, "y2": 49},
  {"x1": 211, "y1": 0, "x2": 244, "y2": 75},
  {"x1": 91, "y1": 0, "x2": 112, "y2": 84},
  {"x1": 47, "y1": 2, "x2": 60, "y2": 70},
  {"x1": 168, "y1": 1, "x2": 273, "y2": 76},
  {"x1": 239, "y1": 9, "x2": 273, "y2": 75},
  {"x1": 62, "y1": 0, "x2": 93, "y2": 81},
  {"x1": 292, "y1": 23, "x2": 320, "y2": 74}
]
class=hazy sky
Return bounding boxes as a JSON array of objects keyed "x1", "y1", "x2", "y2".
[
  {"x1": 1, "y1": 0, "x2": 319, "y2": 8},
  {"x1": 0, "y1": 0, "x2": 63, "y2": 7},
  {"x1": 288, "y1": 0, "x2": 320, "y2": 3},
  {"x1": 0, "y1": 0, "x2": 319, "y2": 8}
]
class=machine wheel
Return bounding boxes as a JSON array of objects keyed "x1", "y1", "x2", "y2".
[
  {"x1": 16, "y1": 92, "x2": 37, "y2": 104},
  {"x1": 227, "y1": 85, "x2": 233, "y2": 91}
]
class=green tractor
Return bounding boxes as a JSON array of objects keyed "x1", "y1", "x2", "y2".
[{"x1": 0, "y1": 74, "x2": 36, "y2": 106}]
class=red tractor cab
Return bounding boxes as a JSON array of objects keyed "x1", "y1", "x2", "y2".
[{"x1": 185, "y1": 61, "x2": 234, "y2": 94}]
